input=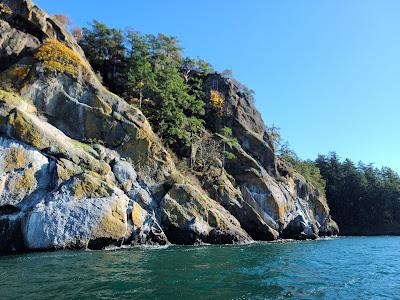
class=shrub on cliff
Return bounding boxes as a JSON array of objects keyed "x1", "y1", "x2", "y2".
[{"x1": 280, "y1": 145, "x2": 326, "y2": 194}]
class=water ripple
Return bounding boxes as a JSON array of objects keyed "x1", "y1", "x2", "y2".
[{"x1": 1, "y1": 236, "x2": 400, "y2": 299}]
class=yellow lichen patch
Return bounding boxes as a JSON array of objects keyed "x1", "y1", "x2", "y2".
[
  {"x1": 210, "y1": 90, "x2": 224, "y2": 115},
  {"x1": 100, "y1": 162, "x2": 111, "y2": 176},
  {"x1": 92, "y1": 197, "x2": 127, "y2": 238},
  {"x1": 278, "y1": 203, "x2": 286, "y2": 224},
  {"x1": 33, "y1": 39, "x2": 88, "y2": 79},
  {"x1": 8, "y1": 110, "x2": 44, "y2": 149},
  {"x1": 131, "y1": 202, "x2": 146, "y2": 228},
  {"x1": 13, "y1": 168, "x2": 35, "y2": 191},
  {"x1": 72, "y1": 172, "x2": 114, "y2": 199},
  {"x1": 162, "y1": 197, "x2": 189, "y2": 228},
  {"x1": 56, "y1": 159, "x2": 82, "y2": 182},
  {"x1": 4, "y1": 148, "x2": 26, "y2": 171},
  {"x1": 93, "y1": 95, "x2": 112, "y2": 115},
  {"x1": 0, "y1": 3, "x2": 12, "y2": 15}
]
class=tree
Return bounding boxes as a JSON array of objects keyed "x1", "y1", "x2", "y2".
[
  {"x1": 221, "y1": 69, "x2": 233, "y2": 78},
  {"x1": 79, "y1": 21, "x2": 126, "y2": 91},
  {"x1": 125, "y1": 31, "x2": 155, "y2": 108},
  {"x1": 280, "y1": 146, "x2": 326, "y2": 194},
  {"x1": 71, "y1": 26, "x2": 83, "y2": 41},
  {"x1": 210, "y1": 90, "x2": 224, "y2": 116},
  {"x1": 53, "y1": 14, "x2": 71, "y2": 28},
  {"x1": 314, "y1": 153, "x2": 400, "y2": 235},
  {"x1": 181, "y1": 57, "x2": 213, "y2": 83},
  {"x1": 219, "y1": 127, "x2": 239, "y2": 174},
  {"x1": 266, "y1": 124, "x2": 281, "y2": 150},
  {"x1": 79, "y1": 21, "x2": 211, "y2": 155},
  {"x1": 192, "y1": 131, "x2": 221, "y2": 171},
  {"x1": 186, "y1": 118, "x2": 205, "y2": 168},
  {"x1": 154, "y1": 62, "x2": 203, "y2": 146}
]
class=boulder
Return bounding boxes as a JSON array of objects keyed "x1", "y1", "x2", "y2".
[{"x1": 161, "y1": 184, "x2": 251, "y2": 244}]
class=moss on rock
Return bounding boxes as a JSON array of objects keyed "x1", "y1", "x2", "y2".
[{"x1": 71, "y1": 172, "x2": 115, "y2": 199}]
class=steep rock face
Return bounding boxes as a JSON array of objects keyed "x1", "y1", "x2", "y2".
[
  {"x1": 0, "y1": 0, "x2": 337, "y2": 253},
  {"x1": 203, "y1": 74, "x2": 338, "y2": 240},
  {"x1": 0, "y1": 0, "x2": 249, "y2": 252}
]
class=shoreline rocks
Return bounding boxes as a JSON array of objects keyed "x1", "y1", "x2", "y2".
[{"x1": 0, "y1": 0, "x2": 338, "y2": 253}]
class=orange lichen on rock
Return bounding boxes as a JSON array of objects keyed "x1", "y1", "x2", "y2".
[
  {"x1": 33, "y1": 39, "x2": 88, "y2": 78},
  {"x1": 210, "y1": 90, "x2": 224, "y2": 115}
]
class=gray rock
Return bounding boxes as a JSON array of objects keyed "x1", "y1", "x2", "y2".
[{"x1": 0, "y1": 0, "x2": 338, "y2": 253}]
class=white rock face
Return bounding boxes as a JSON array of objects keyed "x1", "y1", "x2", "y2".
[
  {"x1": 23, "y1": 195, "x2": 129, "y2": 250},
  {"x1": 0, "y1": 136, "x2": 53, "y2": 208}
]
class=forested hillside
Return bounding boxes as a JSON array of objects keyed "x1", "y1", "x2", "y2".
[
  {"x1": 281, "y1": 148, "x2": 400, "y2": 235},
  {"x1": 316, "y1": 153, "x2": 400, "y2": 235}
]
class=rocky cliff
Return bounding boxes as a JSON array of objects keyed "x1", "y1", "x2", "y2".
[{"x1": 0, "y1": 0, "x2": 337, "y2": 253}]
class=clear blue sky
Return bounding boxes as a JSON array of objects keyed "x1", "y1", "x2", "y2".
[{"x1": 35, "y1": 0, "x2": 400, "y2": 172}]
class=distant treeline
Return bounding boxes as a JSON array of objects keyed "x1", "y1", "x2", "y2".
[{"x1": 281, "y1": 149, "x2": 400, "y2": 235}]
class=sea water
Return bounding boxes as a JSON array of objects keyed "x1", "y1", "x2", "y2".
[{"x1": 0, "y1": 236, "x2": 399, "y2": 299}]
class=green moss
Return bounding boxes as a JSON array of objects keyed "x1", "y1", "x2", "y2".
[{"x1": 72, "y1": 172, "x2": 114, "y2": 199}]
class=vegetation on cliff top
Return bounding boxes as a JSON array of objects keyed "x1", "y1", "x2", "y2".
[
  {"x1": 279, "y1": 146, "x2": 327, "y2": 194},
  {"x1": 79, "y1": 21, "x2": 211, "y2": 149},
  {"x1": 78, "y1": 21, "x2": 241, "y2": 172}
]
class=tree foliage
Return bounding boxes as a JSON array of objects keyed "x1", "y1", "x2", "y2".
[
  {"x1": 279, "y1": 145, "x2": 326, "y2": 194},
  {"x1": 79, "y1": 21, "x2": 126, "y2": 92},
  {"x1": 53, "y1": 14, "x2": 71, "y2": 27},
  {"x1": 315, "y1": 153, "x2": 400, "y2": 235},
  {"x1": 266, "y1": 124, "x2": 281, "y2": 150},
  {"x1": 79, "y1": 21, "x2": 213, "y2": 148},
  {"x1": 191, "y1": 127, "x2": 238, "y2": 173}
]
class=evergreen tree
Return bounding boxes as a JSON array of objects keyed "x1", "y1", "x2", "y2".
[
  {"x1": 79, "y1": 22, "x2": 209, "y2": 151},
  {"x1": 79, "y1": 21, "x2": 126, "y2": 91}
]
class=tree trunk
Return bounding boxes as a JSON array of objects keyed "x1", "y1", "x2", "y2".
[
  {"x1": 221, "y1": 142, "x2": 225, "y2": 175},
  {"x1": 139, "y1": 90, "x2": 143, "y2": 108}
]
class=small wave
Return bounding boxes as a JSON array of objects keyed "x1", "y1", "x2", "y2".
[
  {"x1": 87, "y1": 243, "x2": 171, "y2": 252},
  {"x1": 269, "y1": 239, "x2": 298, "y2": 243}
]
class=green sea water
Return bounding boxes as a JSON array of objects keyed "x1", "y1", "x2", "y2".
[{"x1": 0, "y1": 237, "x2": 399, "y2": 299}]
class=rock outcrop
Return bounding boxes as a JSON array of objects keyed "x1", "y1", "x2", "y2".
[
  {"x1": 0, "y1": 0, "x2": 337, "y2": 253},
  {"x1": 202, "y1": 74, "x2": 338, "y2": 240}
]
